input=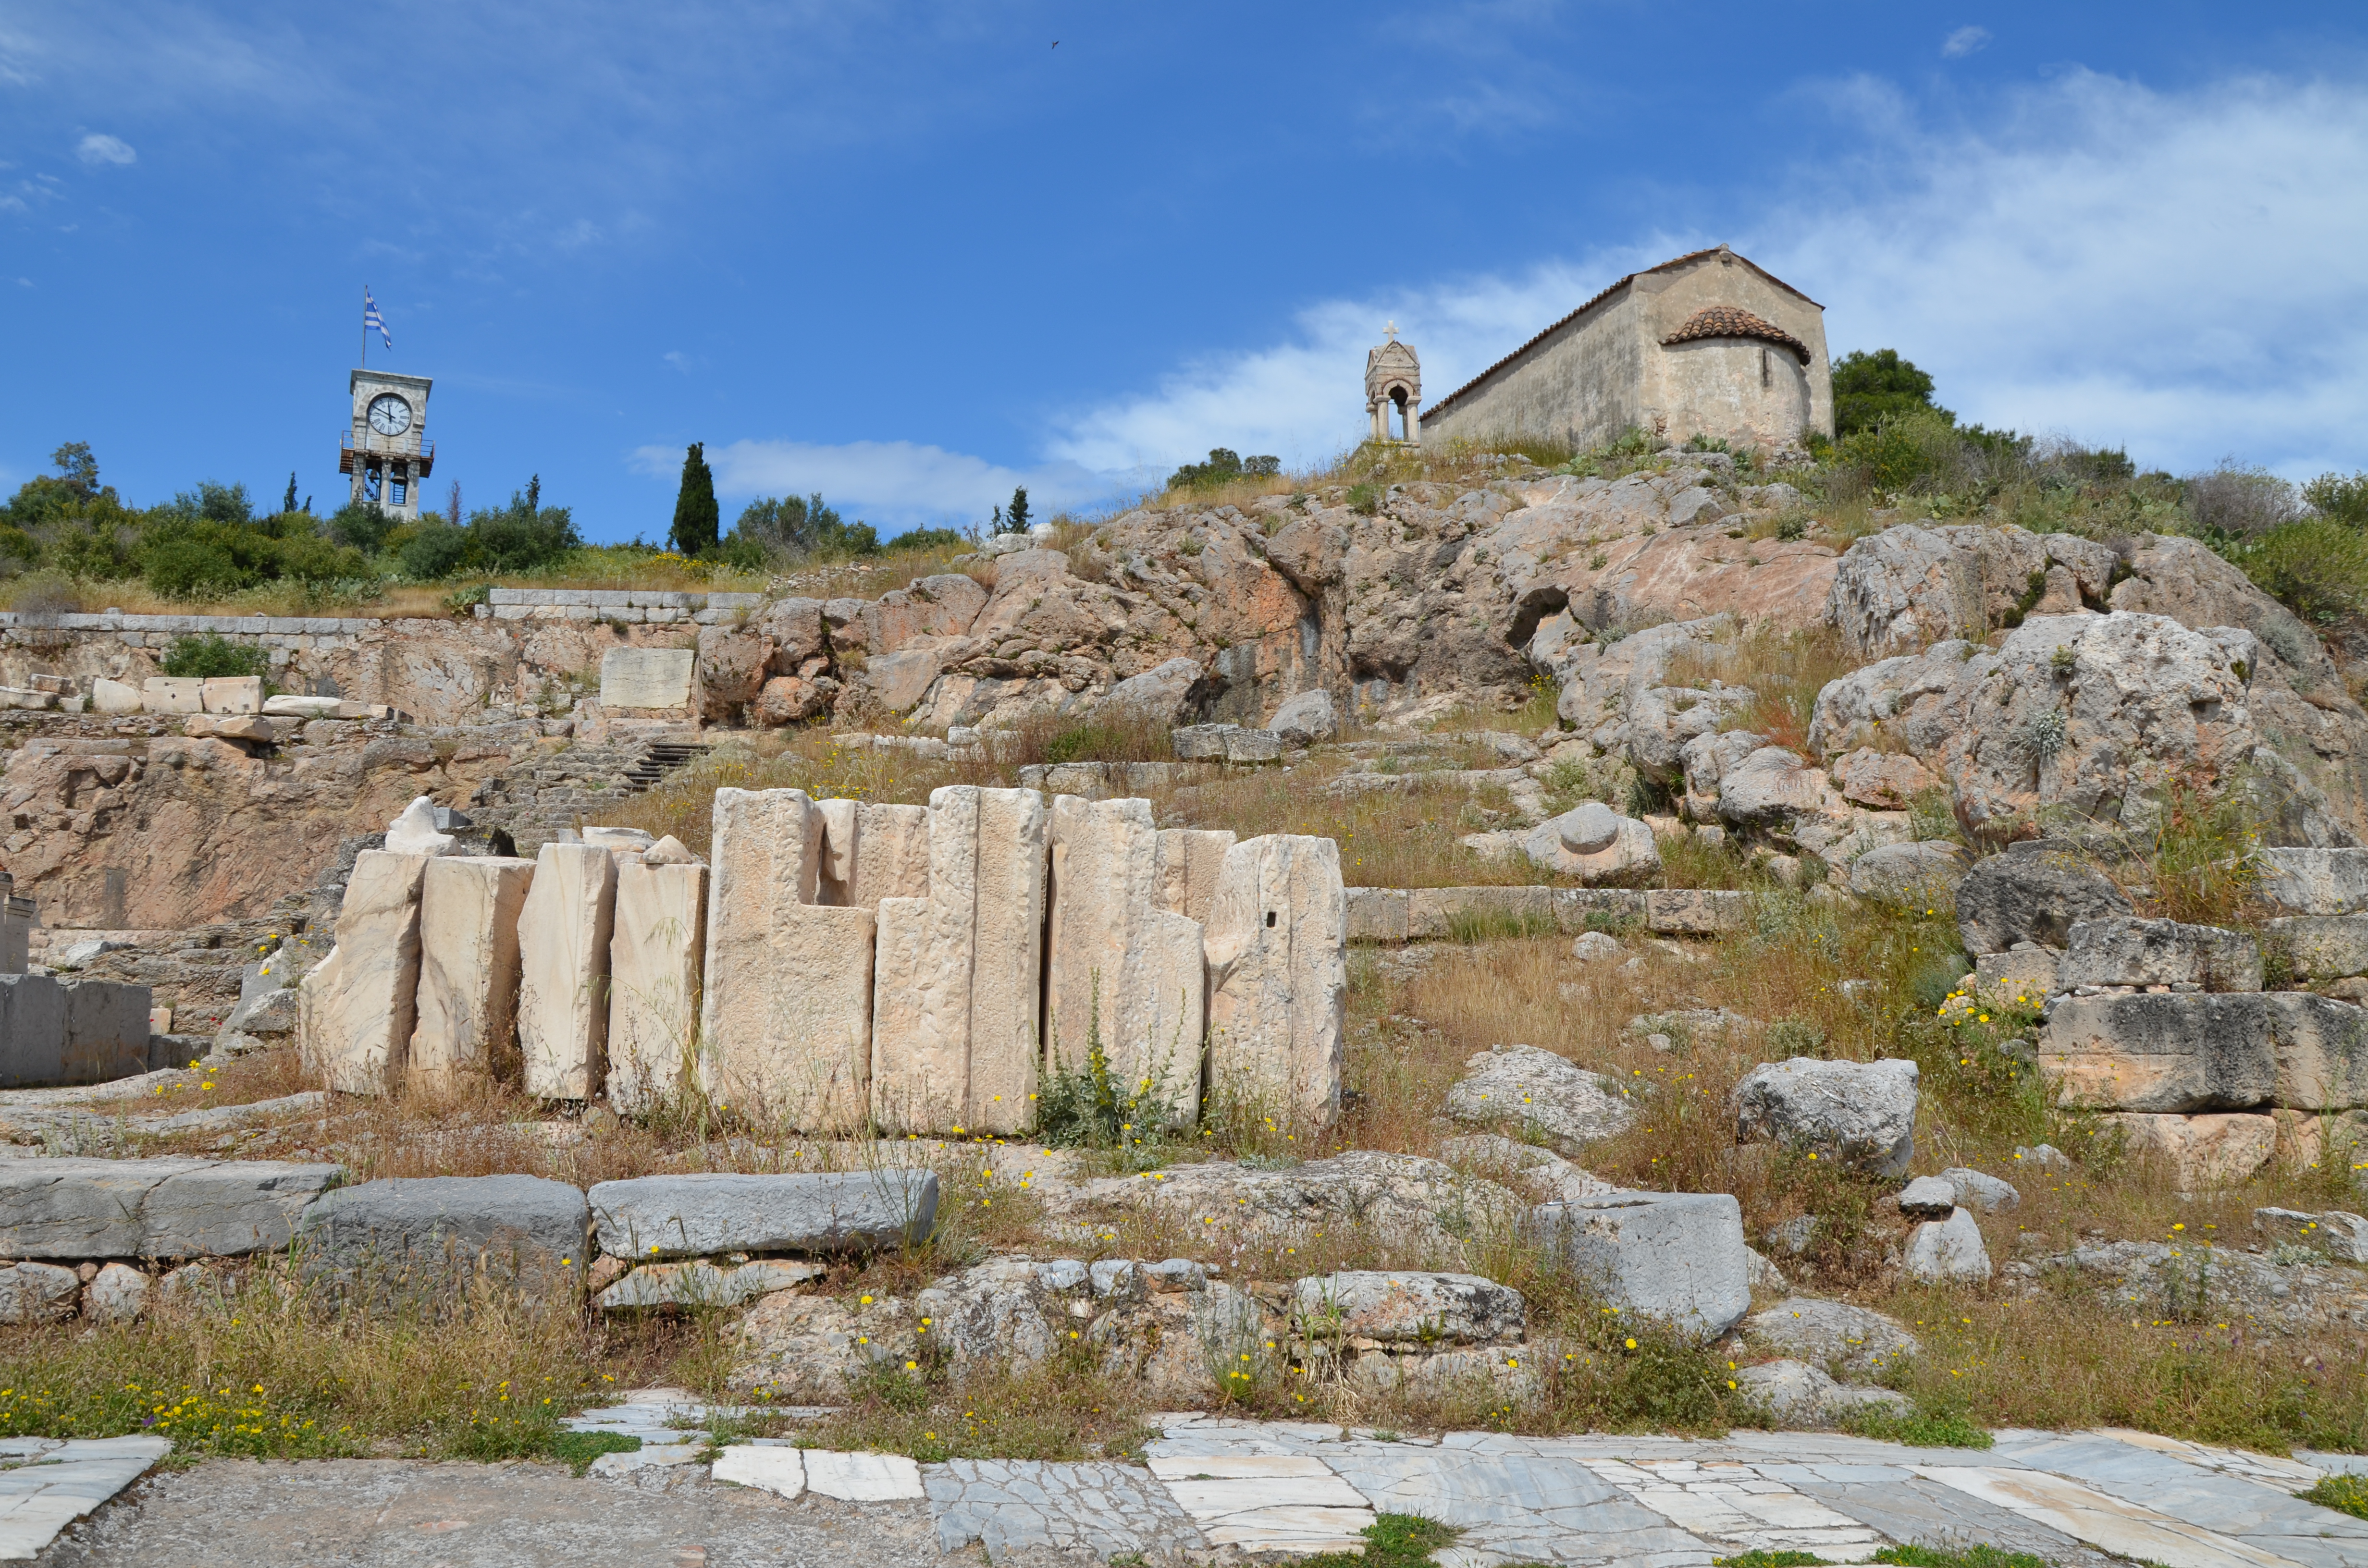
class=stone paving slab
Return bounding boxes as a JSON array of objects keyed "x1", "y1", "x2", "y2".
[
  {"x1": 925, "y1": 1457, "x2": 1203, "y2": 1558},
  {"x1": 0, "y1": 1435, "x2": 169, "y2": 1560}
]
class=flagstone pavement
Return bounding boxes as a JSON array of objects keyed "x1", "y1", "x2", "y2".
[{"x1": 30, "y1": 1392, "x2": 2368, "y2": 1566}]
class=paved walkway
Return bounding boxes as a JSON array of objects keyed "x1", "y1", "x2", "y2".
[{"x1": 27, "y1": 1393, "x2": 2368, "y2": 1566}]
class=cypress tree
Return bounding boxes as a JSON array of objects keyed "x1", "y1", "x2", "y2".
[
  {"x1": 1007, "y1": 485, "x2": 1031, "y2": 535},
  {"x1": 670, "y1": 443, "x2": 719, "y2": 557}
]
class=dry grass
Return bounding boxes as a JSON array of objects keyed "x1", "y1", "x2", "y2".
[{"x1": 1665, "y1": 621, "x2": 1860, "y2": 754}]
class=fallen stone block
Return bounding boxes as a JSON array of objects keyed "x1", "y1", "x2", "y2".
[
  {"x1": 1731, "y1": 1056, "x2": 1919, "y2": 1176},
  {"x1": 0, "y1": 1261, "x2": 81, "y2": 1324},
  {"x1": 1845, "y1": 841, "x2": 1968, "y2": 906},
  {"x1": 1938, "y1": 1166, "x2": 2020, "y2": 1213},
  {"x1": 1734, "y1": 1359, "x2": 1911, "y2": 1427},
  {"x1": 1956, "y1": 840, "x2": 2133, "y2": 954},
  {"x1": 140, "y1": 676, "x2": 204, "y2": 714},
  {"x1": 1902, "y1": 1207, "x2": 1991, "y2": 1283},
  {"x1": 588, "y1": 1171, "x2": 939, "y2": 1259},
  {"x1": 2253, "y1": 1206, "x2": 2368, "y2": 1262},
  {"x1": 2262, "y1": 847, "x2": 2368, "y2": 916},
  {"x1": 1206, "y1": 834, "x2": 1347, "y2": 1127},
  {"x1": 1528, "y1": 1190, "x2": 1752, "y2": 1340},
  {"x1": 0, "y1": 973, "x2": 66, "y2": 1088},
  {"x1": 1289, "y1": 1271, "x2": 1524, "y2": 1346},
  {"x1": 2106, "y1": 1112, "x2": 2278, "y2": 1187},
  {"x1": 296, "y1": 1175, "x2": 589, "y2": 1297},
  {"x1": 517, "y1": 842, "x2": 617, "y2": 1100},
  {"x1": 1445, "y1": 1043, "x2": 1635, "y2": 1153},
  {"x1": 0, "y1": 1156, "x2": 345, "y2": 1258},
  {"x1": 62, "y1": 979, "x2": 152, "y2": 1083},
  {"x1": 1267, "y1": 689, "x2": 1338, "y2": 744},
  {"x1": 1745, "y1": 1297, "x2": 1921, "y2": 1376},
  {"x1": 199, "y1": 675, "x2": 262, "y2": 714},
  {"x1": 1973, "y1": 945, "x2": 2059, "y2": 1008},
  {"x1": 298, "y1": 850, "x2": 429, "y2": 1094},
  {"x1": 91, "y1": 678, "x2": 142, "y2": 715},
  {"x1": 1644, "y1": 888, "x2": 1747, "y2": 935},
  {"x1": 408, "y1": 856, "x2": 534, "y2": 1093},
  {"x1": 2059, "y1": 916, "x2": 2261, "y2": 992},
  {"x1": 606, "y1": 858, "x2": 706, "y2": 1118},
  {"x1": 1344, "y1": 886, "x2": 1408, "y2": 943},
  {"x1": 2039, "y1": 993, "x2": 2277, "y2": 1112},
  {"x1": 1521, "y1": 803, "x2": 1660, "y2": 887},
  {"x1": 596, "y1": 1258, "x2": 824, "y2": 1311},
  {"x1": 1170, "y1": 723, "x2": 1238, "y2": 761},
  {"x1": 1896, "y1": 1176, "x2": 1957, "y2": 1218},
  {"x1": 2267, "y1": 915, "x2": 2368, "y2": 981}
]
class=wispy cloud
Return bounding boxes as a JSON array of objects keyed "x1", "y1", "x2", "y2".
[
  {"x1": 74, "y1": 133, "x2": 135, "y2": 165},
  {"x1": 630, "y1": 438, "x2": 1116, "y2": 533},
  {"x1": 662, "y1": 350, "x2": 692, "y2": 374},
  {"x1": 1942, "y1": 26, "x2": 1990, "y2": 58}
]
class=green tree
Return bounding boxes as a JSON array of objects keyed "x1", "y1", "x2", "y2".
[
  {"x1": 1006, "y1": 485, "x2": 1032, "y2": 535},
  {"x1": 282, "y1": 472, "x2": 299, "y2": 514},
  {"x1": 1166, "y1": 448, "x2": 1281, "y2": 490},
  {"x1": 726, "y1": 492, "x2": 877, "y2": 563},
  {"x1": 2305, "y1": 471, "x2": 2368, "y2": 527},
  {"x1": 670, "y1": 443, "x2": 719, "y2": 557},
  {"x1": 1830, "y1": 350, "x2": 1954, "y2": 436}
]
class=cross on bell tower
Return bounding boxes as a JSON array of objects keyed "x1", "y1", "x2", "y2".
[{"x1": 1365, "y1": 324, "x2": 1421, "y2": 445}]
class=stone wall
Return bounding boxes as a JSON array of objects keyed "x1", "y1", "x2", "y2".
[{"x1": 301, "y1": 787, "x2": 1348, "y2": 1133}]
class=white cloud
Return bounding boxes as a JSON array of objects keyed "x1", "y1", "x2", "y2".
[
  {"x1": 1050, "y1": 68, "x2": 2368, "y2": 483},
  {"x1": 630, "y1": 438, "x2": 1117, "y2": 534},
  {"x1": 1942, "y1": 26, "x2": 1990, "y2": 58},
  {"x1": 662, "y1": 350, "x2": 691, "y2": 374},
  {"x1": 74, "y1": 132, "x2": 135, "y2": 165}
]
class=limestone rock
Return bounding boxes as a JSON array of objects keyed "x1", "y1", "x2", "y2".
[
  {"x1": 1289, "y1": 1271, "x2": 1525, "y2": 1345},
  {"x1": 581, "y1": 826, "x2": 656, "y2": 856},
  {"x1": 644, "y1": 834, "x2": 699, "y2": 867},
  {"x1": 299, "y1": 850, "x2": 429, "y2": 1095},
  {"x1": 606, "y1": 858, "x2": 707, "y2": 1117},
  {"x1": 1734, "y1": 1359, "x2": 1911, "y2": 1428},
  {"x1": 2253, "y1": 1206, "x2": 2368, "y2": 1262},
  {"x1": 1732, "y1": 1057, "x2": 1919, "y2": 1176},
  {"x1": 1903, "y1": 1207, "x2": 1992, "y2": 1284},
  {"x1": 408, "y1": 855, "x2": 534, "y2": 1093},
  {"x1": 1097, "y1": 657, "x2": 1209, "y2": 726},
  {"x1": 2106, "y1": 1112, "x2": 2278, "y2": 1187},
  {"x1": 384, "y1": 796, "x2": 458, "y2": 857},
  {"x1": 1204, "y1": 833, "x2": 1347, "y2": 1127},
  {"x1": 1046, "y1": 796, "x2": 1205, "y2": 1126},
  {"x1": 1521, "y1": 804, "x2": 1660, "y2": 886},
  {"x1": 1570, "y1": 930, "x2": 1622, "y2": 962},
  {"x1": 296, "y1": 1175, "x2": 590, "y2": 1299},
  {"x1": 84, "y1": 1261, "x2": 148, "y2": 1323},
  {"x1": 700, "y1": 788, "x2": 873, "y2": 1131},
  {"x1": 600, "y1": 647, "x2": 696, "y2": 710},
  {"x1": 516, "y1": 842, "x2": 617, "y2": 1101},
  {"x1": 1829, "y1": 747, "x2": 1941, "y2": 809},
  {"x1": 1080, "y1": 1151, "x2": 1520, "y2": 1250},
  {"x1": 1746, "y1": 1297, "x2": 1921, "y2": 1376},
  {"x1": 1954, "y1": 841, "x2": 2133, "y2": 955},
  {"x1": 1528, "y1": 1190, "x2": 1752, "y2": 1341},
  {"x1": 2261, "y1": 848, "x2": 2368, "y2": 915},
  {"x1": 1897, "y1": 1176, "x2": 1957, "y2": 1218},
  {"x1": 598, "y1": 1259, "x2": 824, "y2": 1311},
  {"x1": 1846, "y1": 842, "x2": 1968, "y2": 906},
  {"x1": 0, "y1": 1155, "x2": 344, "y2": 1259},
  {"x1": 2040, "y1": 992, "x2": 2368, "y2": 1112},
  {"x1": 1436, "y1": 1133, "x2": 1618, "y2": 1204},
  {"x1": 1938, "y1": 1167, "x2": 2020, "y2": 1213},
  {"x1": 588, "y1": 1171, "x2": 938, "y2": 1258},
  {"x1": 0, "y1": 1261, "x2": 80, "y2": 1324},
  {"x1": 1444, "y1": 1043, "x2": 1636, "y2": 1153},
  {"x1": 2266, "y1": 915, "x2": 2368, "y2": 980},
  {"x1": 1153, "y1": 828, "x2": 1236, "y2": 925},
  {"x1": 2006, "y1": 1237, "x2": 2368, "y2": 1334},
  {"x1": 2059, "y1": 917, "x2": 2262, "y2": 992},
  {"x1": 1973, "y1": 946, "x2": 2060, "y2": 1009},
  {"x1": 754, "y1": 675, "x2": 832, "y2": 726},
  {"x1": 1826, "y1": 522, "x2": 2117, "y2": 658},
  {"x1": 1266, "y1": 689, "x2": 1339, "y2": 745}
]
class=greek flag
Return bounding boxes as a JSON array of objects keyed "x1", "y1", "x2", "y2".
[{"x1": 364, "y1": 287, "x2": 391, "y2": 349}]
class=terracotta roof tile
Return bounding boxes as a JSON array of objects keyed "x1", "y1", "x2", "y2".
[{"x1": 1661, "y1": 305, "x2": 1810, "y2": 363}]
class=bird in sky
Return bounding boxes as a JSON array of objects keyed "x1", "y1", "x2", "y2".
[{"x1": 1052, "y1": 40, "x2": 1059, "y2": 49}]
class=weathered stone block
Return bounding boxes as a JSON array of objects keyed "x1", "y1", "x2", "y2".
[
  {"x1": 517, "y1": 843, "x2": 617, "y2": 1100},
  {"x1": 199, "y1": 676, "x2": 262, "y2": 714},
  {"x1": 1446, "y1": 1043, "x2": 1635, "y2": 1153},
  {"x1": 0, "y1": 973, "x2": 65, "y2": 1088},
  {"x1": 1956, "y1": 840, "x2": 2134, "y2": 954},
  {"x1": 1222, "y1": 728, "x2": 1283, "y2": 763},
  {"x1": 1344, "y1": 887, "x2": 1408, "y2": 943},
  {"x1": 408, "y1": 856, "x2": 534, "y2": 1093},
  {"x1": 299, "y1": 850, "x2": 429, "y2": 1095},
  {"x1": 1154, "y1": 828, "x2": 1236, "y2": 925},
  {"x1": 1205, "y1": 834, "x2": 1347, "y2": 1127},
  {"x1": 605, "y1": 859, "x2": 706, "y2": 1117},
  {"x1": 0, "y1": 1262, "x2": 80, "y2": 1324},
  {"x1": 0, "y1": 1156, "x2": 345, "y2": 1258},
  {"x1": 2106, "y1": 1112, "x2": 2278, "y2": 1187},
  {"x1": 1290, "y1": 1271, "x2": 1523, "y2": 1346},
  {"x1": 852, "y1": 802, "x2": 931, "y2": 907},
  {"x1": 1171, "y1": 723, "x2": 1238, "y2": 761},
  {"x1": 140, "y1": 676, "x2": 203, "y2": 714},
  {"x1": 1047, "y1": 796, "x2": 1204, "y2": 1125},
  {"x1": 1554, "y1": 888, "x2": 1651, "y2": 930},
  {"x1": 588, "y1": 1171, "x2": 938, "y2": 1259},
  {"x1": 62, "y1": 980, "x2": 152, "y2": 1083},
  {"x1": 598, "y1": 647, "x2": 696, "y2": 710},
  {"x1": 1406, "y1": 885, "x2": 1549, "y2": 940},
  {"x1": 1732, "y1": 1057, "x2": 1919, "y2": 1176},
  {"x1": 2262, "y1": 848, "x2": 2368, "y2": 916},
  {"x1": 2268, "y1": 916, "x2": 2368, "y2": 981},
  {"x1": 296, "y1": 1175, "x2": 589, "y2": 1298},
  {"x1": 1528, "y1": 1190, "x2": 1752, "y2": 1341},
  {"x1": 1973, "y1": 945, "x2": 2059, "y2": 1008},
  {"x1": 596, "y1": 1259, "x2": 823, "y2": 1311},
  {"x1": 1903, "y1": 1208, "x2": 1992, "y2": 1284},
  {"x1": 2254, "y1": 1205, "x2": 2368, "y2": 1262},
  {"x1": 2059, "y1": 917, "x2": 2261, "y2": 992},
  {"x1": 698, "y1": 788, "x2": 873, "y2": 1131},
  {"x1": 2040, "y1": 993, "x2": 2275, "y2": 1112},
  {"x1": 91, "y1": 678, "x2": 141, "y2": 715},
  {"x1": 1644, "y1": 888, "x2": 1747, "y2": 934},
  {"x1": 1746, "y1": 1297, "x2": 1921, "y2": 1376}
]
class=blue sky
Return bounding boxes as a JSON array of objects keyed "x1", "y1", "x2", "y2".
[{"x1": 4, "y1": 3, "x2": 2366, "y2": 542}]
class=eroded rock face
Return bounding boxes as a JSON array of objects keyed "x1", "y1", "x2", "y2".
[
  {"x1": 1954, "y1": 841, "x2": 2134, "y2": 954},
  {"x1": 1827, "y1": 522, "x2": 2118, "y2": 658}
]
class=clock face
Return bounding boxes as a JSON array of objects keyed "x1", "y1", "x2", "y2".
[{"x1": 367, "y1": 393, "x2": 412, "y2": 436}]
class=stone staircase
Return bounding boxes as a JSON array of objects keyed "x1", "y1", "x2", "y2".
[{"x1": 471, "y1": 737, "x2": 711, "y2": 853}]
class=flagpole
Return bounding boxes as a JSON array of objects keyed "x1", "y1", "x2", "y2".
[{"x1": 361, "y1": 285, "x2": 367, "y2": 367}]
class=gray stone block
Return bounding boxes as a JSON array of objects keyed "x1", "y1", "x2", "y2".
[
  {"x1": 1222, "y1": 728, "x2": 1283, "y2": 763},
  {"x1": 0, "y1": 1262, "x2": 81, "y2": 1324},
  {"x1": 1554, "y1": 888, "x2": 1651, "y2": 928},
  {"x1": 1732, "y1": 1056, "x2": 1919, "y2": 1176},
  {"x1": 0, "y1": 973, "x2": 65, "y2": 1088},
  {"x1": 2035, "y1": 992, "x2": 2358, "y2": 1111},
  {"x1": 1644, "y1": 888, "x2": 1747, "y2": 934},
  {"x1": 1290, "y1": 1270, "x2": 1525, "y2": 1345},
  {"x1": 1745, "y1": 1296, "x2": 1921, "y2": 1375},
  {"x1": 62, "y1": 980, "x2": 153, "y2": 1082},
  {"x1": 1897, "y1": 1175, "x2": 1957, "y2": 1218},
  {"x1": 588, "y1": 1170, "x2": 939, "y2": 1259},
  {"x1": 1527, "y1": 1190, "x2": 1751, "y2": 1340},
  {"x1": 2060, "y1": 916, "x2": 2261, "y2": 992},
  {"x1": 1171, "y1": 723, "x2": 1238, "y2": 761},
  {"x1": 1939, "y1": 1166, "x2": 2020, "y2": 1212},
  {"x1": 296, "y1": 1175, "x2": 588, "y2": 1295},
  {"x1": 2262, "y1": 847, "x2": 2368, "y2": 915},
  {"x1": 0, "y1": 1156, "x2": 345, "y2": 1258},
  {"x1": 2268, "y1": 915, "x2": 2368, "y2": 980},
  {"x1": 1956, "y1": 840, "x2": 2133, "y2": 954},
  {"x1": 1903, "y1": 1207, "x2": 1991, "y2": 1283},
  {"x1": 1344, "y1": 887, "x2": 1408, "y2": 943}
]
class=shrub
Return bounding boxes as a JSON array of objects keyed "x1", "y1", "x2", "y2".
[
  {"x1": 399, "y1": 523, "x2": 471, "y2": 580},
  {"x1": 326, "y1": 502, "x2": 399, "y2": 552},
  {"x1": 2229, "y1": 517, "x2": 2368, "y2": 625},
  {"x1": 1829, "y1": 410, "x2": 1968, "y2": 498},
  {"x1": 728, "y1": 493, "x2": 877, "y2": 563},
  {"x1": 2186, "y1": 461, "x2": 2302, "y2": 538},
  {"x1": 160, "y1": 633, "x2": 269, "y2": 680},
  {"x1": 894, "y1": 526, "x2": 965, "y2": 552},
  {"x1": 143, "y1": 537, "x2": 246, "y2": 599},
  {"x1": 2306, "y1": 471, "x2": 2368, "y2": 527},
  {"x1": 1168, "y1": 449, "x2": 1281, "y2": 491}
]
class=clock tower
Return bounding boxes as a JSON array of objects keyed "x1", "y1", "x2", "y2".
[{"x1": 340, "y1": 369, "x2": 434, "y2": 519}]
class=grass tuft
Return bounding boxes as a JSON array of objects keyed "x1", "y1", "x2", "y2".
[{"x1": 2300, "y1": 1473, "x2": 2368, "y2": 1520}]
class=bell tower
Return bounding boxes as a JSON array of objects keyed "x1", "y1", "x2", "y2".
[
  {"x1": 1364, "y1": 323, "x2": 1422, "y2": 445},
  {"x1": 340, "y1": 369, "x2": 435, "y2": 519}
]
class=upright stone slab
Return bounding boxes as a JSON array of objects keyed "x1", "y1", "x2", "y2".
[
  {"x1": 1154, "y1": 828, "x2": 1237, "y2": 924},
  {"x1": 608, "y1": 858, "x2": 707, "y2": 1116},
  {"x1": 199, "y1": 676, "x2": 263, "y2": 714},
  {"x1": 517, "y1": 843, "x2": 617, "y2": 1100},
  {"x1": 1048, "y1": 796, "x2": 1204, "y2": 1124},
  {"x1": 871, "y1": 786, "x2": 1047, "y2": 1134},
  {"x1": 1204, "y1": 834, "x2": 1348, "y2": 1126},
  {"x1": 298, "y1": 850, "x2": 429, "y2": 1095},
  {"x1": 0, "y1": 974, "x2": 65, "y2": 1089},
  {"x1": 598, "y1": 646, "x2": 696, "y2": 710},
  {"x1": 408, "y1": 856, "x2": 535, "y2": 1093},
  {"x1": 698, "y1": 789, "x2": 875, "y2": 1131},
  {"x1": 61, "y1": 981, "x2": 152, "y2": 1084},
  {"x1": 141, "y1": 677, "x2": 203, "y2": 714}
]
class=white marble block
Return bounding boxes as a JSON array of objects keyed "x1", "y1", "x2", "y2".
[
  {"x1": 1048, "y1": 796, "x2": 1205, "y2": 1124},
  {"x1": 816, "y1": 801, "x2": 930, "y2": 908},
  {"x1": 607, "y1": 859, "x2": 707, "y2": 1116},
  {"x1": 1155, "y1": 827, "x2": 1238, "y2": 924},
  {"x1": 517, "y1": 842, "x2": 618, "y2": 1100},
  {"x1": 408, "y1": 855, "x2": 534, "y2": 1093},
  {"x1": 299, "y1": 850, "x2": 429, "y2": 1095},
  {"x1": 1205, "y1": 834, "x2": 1348, "y2": 1127}
]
